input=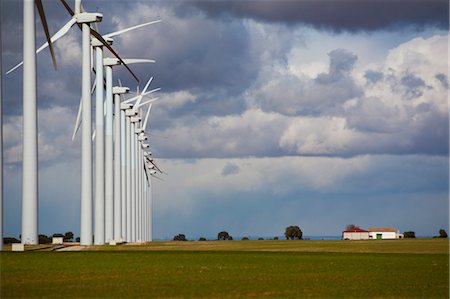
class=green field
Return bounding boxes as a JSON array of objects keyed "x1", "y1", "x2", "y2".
[{"x1": 1, "y1": 239, "x2": 448, "y2": 298}]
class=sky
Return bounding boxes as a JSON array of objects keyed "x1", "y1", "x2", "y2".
[{"x1": 1, "y1": 0, "x2": 449, "y2": 240}]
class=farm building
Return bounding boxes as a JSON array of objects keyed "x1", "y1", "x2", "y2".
[
  {"x1": 368, "y1": 228, "x2": 402, "y2": 239},
  {"x1": 342, "y1": 227, "x2": 370, "y2": 240}
]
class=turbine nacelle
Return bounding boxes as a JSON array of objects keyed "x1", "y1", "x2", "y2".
[
  {"x1": 113, "y1": 86, "x2": 130, "y2": 95},
  {"x1": 121, "y1": 103, "x2": 133, "y2": 110},
  {"x1": 130, "y1": 116, "x2": 141, "y2": 123},
  {"x1": 104, "y1": 57, "x2": 121, "y2": 67},
  {"x1": 125, "y1": 109, "x2": 138, "y2": 116},
  {"x1": 91, "y1": 36, "x2": 113, "y2": 47},
  {"x1": 138, "y1": 135, "x2": 147, "y2": 141},
  {"x1": 75, "y1": 12, "x2": 103, "y2": 24}
]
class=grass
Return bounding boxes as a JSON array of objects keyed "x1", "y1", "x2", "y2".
[{"x1": 1, "y1": 239, "x2": 448, "y2": 298}]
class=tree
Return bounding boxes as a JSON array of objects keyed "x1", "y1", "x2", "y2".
[
  {"x1": 218, "y1": 231, "x2": 232, "y2": 240},
  {"x1": 39, "y1": 234, "x2": 51, "y2": 244},
  {"x1": 404, "y1": 231, "x2": 416, "y2": 238},
  {"x1": 439, "y1": 229, "x2": 448, "y2": 238},
  {"x1": 274, "y1": 236, "x2": 279, "y2": 240},
  {"x1": 173, "y1": 234, "x2": 187, "y2": 241},
  {"x1": 285, "y1": 226, "x2": 303, "y2": 240},
  {"x1": 345, "y1": 224, "x2": 358, "y2": 230},
  {"x1": 241, "y1": 236, "x2": 249, "y2": 240},
  {"x1": 75, "y1": 237, "x2": 80, "y2": 242},
  {"x1": 198, "y1": 237, "x2": 207, "y2": 241},
  {"x1": 258, "y1": 237, "x2": 264, "y2": 240},
  {"x1": 64, "y1": 231, "x2": 74, "y2": 242},
  {"x1": 3, "y1": 237, "x2": 20, "y2": 244}
]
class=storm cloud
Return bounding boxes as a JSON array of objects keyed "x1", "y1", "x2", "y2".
[{"x1": 194, "y1": 0, "x2": 449, "y2": 32}]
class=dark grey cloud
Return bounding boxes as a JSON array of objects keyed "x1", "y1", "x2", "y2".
[
  {"x1": 193, "y1": 0, "x2": 449, "y2": 32},
  {"x1": 364, "y1": 70, "x2": 383, "y2": 84},
  {"x1": 251, "y1": 48, "x2": 362, "y2": 116},
  {"x1": 316, "y1": 49, "x2": 357, "y2": 84},
  {"x1": 221, "y1": 162, "x2": 240, "y2": 176},
  {"x1": 401, "y1": 73, "x2": 427, "y2": 99},
  {"x1": 435, "y1": 73, "x2": 449, "y2": 89}
]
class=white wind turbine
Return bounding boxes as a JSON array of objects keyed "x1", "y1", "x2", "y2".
[
  {"x1": 112, "y1": 86, "x2": 129, "y2": 242},
  {"x1": 138, "y1": 102, "x2": 165, "y2": 242},
  {"x1": 90, "y1": 20, "x2": 160, "y2": 244},
  {"x1": 114, "y1": 82, "x2": 159, "y2": 242},
  {"x1": 59, "y1": 0, "x2": 140, "y2": 245},
  {"x1": 120, "y1": 82, "x2": 159, "y2": 242},
  {"x1": 131, "y1": 97, "x2": 162, "y2": 242},
  {"x1": 17, "y1": 0, "x2": 57, "y2": 245},
  {"x1": 104, "y1": 58, "x2": 155, "y2": 243},
  {"x1": 0, "y1": 22, "x2": 3, "y2": 250}
]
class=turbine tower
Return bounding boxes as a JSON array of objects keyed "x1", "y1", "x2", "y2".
[
  {"x1": 22, "y1": 0, "x2": 57, "y2": 245},
  {"x1": 59, "y1": 0, "x2": 140, "y2": 245}
]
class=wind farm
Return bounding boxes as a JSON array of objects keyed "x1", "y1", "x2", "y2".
[
  {"x1": 3, "y1": 0, "x2": 163, "y2": 247},
  {"x1": 1, "y1": 0, "x2": 449, "y2": 298}
]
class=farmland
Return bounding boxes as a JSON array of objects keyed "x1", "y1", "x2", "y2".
[{"x1": 1, "y1": 239, "x2": 448, "y2": 298}]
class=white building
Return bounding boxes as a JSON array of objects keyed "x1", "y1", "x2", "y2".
[
  {"x1": 368, "y1": 228, "x2": 399, "y2": 239},
  {"x1": 342, "y1": 227, "x2": 370, "y2": 240},
  {"x1": 52, "y1": 237, "x2": 64, "y2": 244}
]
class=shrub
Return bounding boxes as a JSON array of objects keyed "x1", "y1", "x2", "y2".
[
  {"x1": 198, "y1": 237, "x2": 207, "y2": 241},
  {"x1": 218, "y1": 231, "x2": 232, "y2": 240},
  {"x1": 173, "y1": 234, "x2": 187, "y2": 241},
  {"x1": 241, "y1": 236, "x2": 249, "y2": 240},
  {"x1": 404, "y1": 231, "x2": 416, "y2": 238}
]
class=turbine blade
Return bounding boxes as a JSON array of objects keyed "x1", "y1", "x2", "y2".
[
  {"x1": 72, "y1": 98, "x2": 82, "y2": 141},
  {"x1": 143, "y1": 160, "x2": 150, "y2": 184},
  {"x1": 60, "y1": 0, "x2": 75, "y2": 16},
  {"x1": 6, "y1": 18, "x2": 76, "y2": 75},
  {"x1": 72, "y1": 80, "x2": 96, "y2": 141},
  {"x1": 103, "y1": 20, "x2": 162, "y2": 38},
  {"x1": 118, "y1": 79, "x2": 122, "y2": 87},
  {"x1": 143, "y1": 87, "x2": 161, "y2": 95},
  {"x1": 89, "y1": 28, "x2": 140, "y2": 82},
  {"x1": 123, "y1": 94, "x2": 139, "y2": 104},
  {"x1": 35, "y1": 0, "x2": 57, "y2": 70},
  {"x1": 135, "y1": 77, "x2": 153, "y2": 107},
  {"x1": 148, "y1": 158, "x2": 163, "y2": 174},
  {"x1": 143, "y1": 104, "x2": 152, "y2": 130},
  {"x1": 121, "y1": 59, "x2": 155, "y2": 64},
  {"x1": 136, "y1": 97, "x2": 159, "y2": 109},
  {"x1": 142, "y1": 77, "x2": 153, "y2": 94},
  {"x1": 92, "y1": 129, "x2": 96, "y2": 141}
]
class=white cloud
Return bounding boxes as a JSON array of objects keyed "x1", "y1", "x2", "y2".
[
  {"x1": 158, "y1": 90, "x2": 196, "y2": 109},
  {"x1": 3, "y1": 105, "x2": 80, "y2": 165}
]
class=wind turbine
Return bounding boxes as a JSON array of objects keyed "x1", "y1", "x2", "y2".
[
  {"x1": 130, "y1": 98, "x2": 161, "y2": 242},
  {"x1": 91, "y1": 20, "x2": 160, "y2": 244},
  {"x1": 112, "y1": 86, "x2": 129, "y2": 242},
  {"x1": 0, "y1": 21, "x2": 3, "y2": 251},
  {"x1": 21, "y1": 0, "x2": 57, "y2": 245},
  {"x1": 58, "y1": 0, "x2": 140, "y2": 245},
  {"x1": 103, "y1": 58, "x2": 154, "y2": 243},
  {"x1": 120, "y1": 83, "x2": 159, "y2": 242}
]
